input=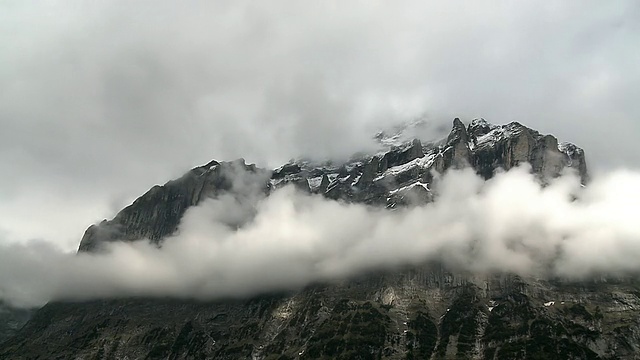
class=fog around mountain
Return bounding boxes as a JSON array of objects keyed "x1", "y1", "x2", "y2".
[{"x1": 1, "y1": 165, "x2": 639, "y2": 308}]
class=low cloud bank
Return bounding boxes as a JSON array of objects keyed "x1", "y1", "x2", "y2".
[{"x1": 2, "y1": 166, "x2": 640, "y2": 308}]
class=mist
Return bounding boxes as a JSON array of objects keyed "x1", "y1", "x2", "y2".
[
  {"x1": 1, "y1": 165, "x2": 639, "y2": 308},
  {"x1": 1, "y1": 1, "x2": 639, "y2": 252}
]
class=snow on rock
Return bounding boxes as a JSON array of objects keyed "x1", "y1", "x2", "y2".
[
  {"x1": 307, "y1": 176, "x2": 324, "y2": 190},
  {"x1": 558, "y1": 142, "x2": 583, "y2": 156},
  {"x1": 374, "y1": 152, "x2": 437, "y2": 182},
  {"x1": 471, "y1": 122, "x2": 523, "y2": 151},
  {"x1": 389, "y1": 181, "x2": 430, "y2": 195}
]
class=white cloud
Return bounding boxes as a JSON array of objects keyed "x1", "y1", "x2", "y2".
[{"x1": 1, "y1": 166, "x2": 640, "y2": 308}]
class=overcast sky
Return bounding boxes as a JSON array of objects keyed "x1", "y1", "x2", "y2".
[{"x1": 1, "y1": 1, "x2": 639, "y2": 251}]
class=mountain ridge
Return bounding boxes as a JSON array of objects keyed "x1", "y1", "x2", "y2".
[
  {"x1": 77, "y1": 118, "x2": 587, "y2": 252},
  {"x1": 4, "y1": 118, "x2": 638, "y2": 360}
]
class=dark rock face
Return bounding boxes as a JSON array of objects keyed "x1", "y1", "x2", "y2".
[
  {"x1": 379, "y1": 139, "x2": 424, "y2": 173},
  {"x1": 444, "y1": 118, "x2": 471, "y2": 169},
  {"x1": 2, "y1": 119, "x2": 631, "y2": 360},
  {"x1": 0, "y1": 303, "x2": 32, "y2": 346},
  {"x1": 468, "y1": 119, "x2": 588, "y2": 182},
  {"x1": 78, "y1": 159, "x2": 270, "y2": 252},
  {"x1": 3, "y1": 272, "x2": 640, "y2": 359}
]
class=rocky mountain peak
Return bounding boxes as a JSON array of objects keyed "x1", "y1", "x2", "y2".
[
  {"x1": 78, "y1": 158, "x2": 269, "y2": 252},
  {"x1": 78, "y1": 118, "x2": 589, "y2": 253},
  {"x1": 448, "y1": 117, "x2": 469, "y2": 144},
  {"x1": 468, "y1": 117, "x2": 494, "y2": 137}
]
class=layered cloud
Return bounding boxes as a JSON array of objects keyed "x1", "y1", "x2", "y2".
[{"x1": 1, "y1": 166, "x2": 639, "y2": 308}]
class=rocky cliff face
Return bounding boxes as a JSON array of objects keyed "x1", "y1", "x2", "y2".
[
  {"x1": 3, "y1": 119, "x2": 636, "y2": 360},
  {"x1": 467, "y1": 119, "x2": 588, "y2": 182},
  {"x1": 78, "y1": 159, "x2": 270, "y2": 252},
  {"x1": 3, "y1": 270, "x2": 640, "y2": 360},
  {"x1": 0, "y1": 303, "x2": 32, "y2": 346}
]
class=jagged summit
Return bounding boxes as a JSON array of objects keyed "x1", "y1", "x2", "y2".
[
  {"x1": 78, "y1": 158, "x2": 270, "y2": 252},
  {"x1": 78, "y1": 118, "x2": 588, "y2": 252},
  {"x1": 274, "y1": 118, "x2": 587, "y2": 202}
]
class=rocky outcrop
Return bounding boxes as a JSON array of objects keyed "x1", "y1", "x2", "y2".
[
  {"x1": 469, "y1": 119, "x2": 588, "y2": 182},
  {"x1": 316, "y1": 174, "x2": 330, "y2": 194},
  {"x1": 355, "y1": 156, "x2": 380, "y2": 188},
  {"x1": 267, "y1": 118, "x2": 587, "y2": 210},
  {"x1": 444, "y1": 117, "x2": 472, "y2": 169},
  {"x1": 378, "y1": 139, "x2": 424, "y2": 173},
  {"x1": 79, "y1": 159, "x2": 270, "y2": 251},
  {"x1": 272, "y1": 163, "x2": 302, "y2": 179},
  {"x1": 560, "y1": 142, "x2": 589, "y2": 182}
]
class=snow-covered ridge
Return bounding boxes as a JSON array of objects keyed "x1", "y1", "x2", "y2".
[
  {"x1": 470, "y1": 120, "x2": 530, "y2": 151},
  {"x1": 468, "y1": 118, "x2": 584, "y2": 164},
  {"x1": 268, "y1": 118, "x2": 587, "y2": 208}
]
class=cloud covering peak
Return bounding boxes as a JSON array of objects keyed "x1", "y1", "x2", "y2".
[{"x1": 2, "y1": 166, "x2": 640, "y2": 308}]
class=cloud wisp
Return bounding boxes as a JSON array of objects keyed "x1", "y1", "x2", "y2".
[{"x1": 1, "y1": 165, "x2": 640, "y2": 308}]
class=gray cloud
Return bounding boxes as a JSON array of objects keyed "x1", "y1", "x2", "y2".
[
  {"x1": 0, "y1": 1, "x2": 639, "y2": 250},
  {"x1": 1, "y1": 167, "x2": 640, "y2": 308}
]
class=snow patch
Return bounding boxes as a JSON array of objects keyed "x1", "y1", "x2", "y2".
[
  {"x1": 389, "y1": 181, "x2": 430, "y2": 195},
  {"x1": 374, "y1": 153, "x2": 436, "y2": 182},
  {"x1": 269, "y1": 178, "x2": 282, "y2": 188},
  {"x1": 326, "y1": 175, "x2": 351, "y2": 192},
  {"x1": 307, "y1": 176, "x2": 324, "y2": 190},
  {"x1": 472, "y1": 122, "x2": 526, "y2": 151}
]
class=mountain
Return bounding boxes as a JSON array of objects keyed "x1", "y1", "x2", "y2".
[
  {"x1": 76, "y1": 118, "x2": 587, "y2": 255},
  {"x1": 2, "y1": 119, "x2": 639, "y2": 360}
]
